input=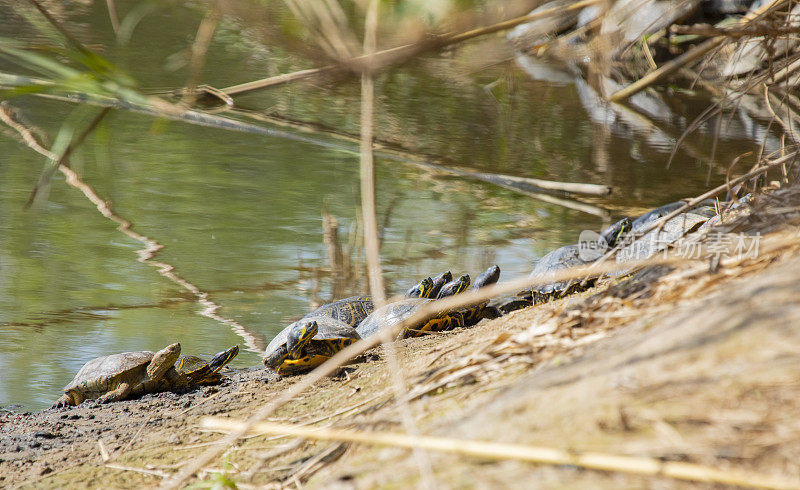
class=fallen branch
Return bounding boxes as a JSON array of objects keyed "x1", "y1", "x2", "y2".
[{"x1": 200, "y1": 418, "x2": 800, "y2": 490}]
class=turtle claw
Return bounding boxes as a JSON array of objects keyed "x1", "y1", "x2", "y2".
[{"x1": 51, "y1": 394, "x2": 74, "y2": 409}]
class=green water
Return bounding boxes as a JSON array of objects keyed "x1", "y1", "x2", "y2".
[{"x1": 0, "y1": 1, "x2": 771, "y2": 411}]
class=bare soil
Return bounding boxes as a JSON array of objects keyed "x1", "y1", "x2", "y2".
[{"x1": 2, "y1": 189, "x2": 800, "y2": 489}]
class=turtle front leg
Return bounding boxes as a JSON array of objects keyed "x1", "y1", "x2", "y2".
[
  {"x1": 96, "y1": 382, "x2": 132, "y2": 404},
  {"x1": 52, "y1": 393, "x2": 77, "y2": 409},
  {"x1": 444, "y1": 311, "x2": 465, "y2": 331}
]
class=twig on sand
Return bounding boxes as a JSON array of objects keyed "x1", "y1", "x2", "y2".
[
  {"x1": 106, "y1": 463, "x2": 170, "y2": 478},
  {"x1": 176, "y1": 393, "x2": 222, "y2": 417},
  {"x1": 200, "y1": 418, "x2": 800, "y2": 490},
  {"x1": 116, "y1": 416, "x2": 152, "y2": 458},
  {"x1": 97, "y1": 440, "x2": 111, "y2": 462}
]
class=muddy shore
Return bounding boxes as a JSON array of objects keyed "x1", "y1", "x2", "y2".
[{"x1": 2, "y1": 188, "x2": 800, "y2": 489}]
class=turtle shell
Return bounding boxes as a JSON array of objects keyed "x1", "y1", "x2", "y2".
[
  {"x1": 529, "y1": 244, "x2": 589, "y2": 295},
  {"x1": 356, "y1": 298, "x2": 433, "y2": 339},
  {"x1": 63, "y1": 351, "x2": 153, "y2": 394},
  {"x1": 618, "y1": 212, "x2": 709, "y2": 262},
  {"x1": 631, "y1": 201, "x2": 686, "y2": 232},
  {"x1": 304, "y1": 295, "x2": 373, "y2": 327}
]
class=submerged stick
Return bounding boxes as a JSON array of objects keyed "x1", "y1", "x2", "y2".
[
  {"x1": 200, "y1": 418, "x2": 800, "y2": 490},
  {"x1": 469, "y1": 171, "x2": 611, "y2": 196}
]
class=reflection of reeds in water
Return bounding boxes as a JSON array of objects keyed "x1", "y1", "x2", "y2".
[{"x1": 315, "y1": 210, "x2": 364, "y2": 305}]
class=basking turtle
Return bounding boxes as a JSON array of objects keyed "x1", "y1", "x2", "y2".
[
  {"x1": 357, "y1": 266, "x2": 500, "y2": 339},
  {"x1": 53, "y1": 344, "x2": 238, "y2": 408},
  {"x1": 525, "y1": 217, "x2": 632, "y2": 304},
  {"x1": 630, "y1": 201, "x2": 686, "y2": 231},
  {"x1": 436, "y1": 274, "x2": 471, "y2": 299},
  {"x1": 176, "y1": 345, "x2": 240, "y2": 385},
  {"x1": 630, "y1": 200, "x2": 720, "y2": 233},
  {"x1": 263, "y1": 317, "x2": 361, "y2": 375},
  {"x1": 429, "y1": 271, "x2": 453, "y2": 297},
  {"x1": 459, "y1": 265, "x2": 502, "y2": 326}
]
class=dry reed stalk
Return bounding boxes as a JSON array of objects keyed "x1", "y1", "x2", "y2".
[
  {"x1": 359, "y1": 0, "x2": 385, "y2": 306},
  {"x1": 24, "y1": 107, "x2": 110, "y2": 209},
  {"x1": 200, "y1": 418, "x2": 800, "y2": 489},
  {"x1": 182, "y1": 3, "x2": 221, "y2": 106},
  {"x1": 227, "y1": 107, "x2": 611, "y2": 198},
  {"x1": 105, "y1": 0, "x2": 120, "y2": 36},
  {"x1": 359, "y1": 2, "x2": 435, "y2": 486},
  {"x1": 26, "y1": 0, "x2": 92, "y2": 54}
]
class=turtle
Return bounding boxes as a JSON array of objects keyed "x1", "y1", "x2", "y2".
[
  {"x1": 630, "y1": 201, "x2": 687, "y2": 231},
  {"x1": 176, "y1": 345, "x2": 240, "y2": 385},
  {"x1": 436, "y1": 274, "x2": 472, "y2": 299},
  {"x1": 263, "y1": 316, "x2": 361, "y2": 375},
  {"x1": 356, "y1": 265, "x2": 501, "y2": 340},
  {"x1": 52, "y1": 343, "x2": 239, "y2": 408},
  {"x1": 459, "y1": 265, "x2": 502, "y2": 326},
  {"x1": 522, "y1": 217, "x2": 633, "y2": 305},
  {"x1": 630, "y1": 200, "x2": 721, "y2": 233}
]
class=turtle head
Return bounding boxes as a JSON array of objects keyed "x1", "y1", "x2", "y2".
[
  {"x1": 207, "y1": 345, "x2": 239, "y2": 375},
  {"x1": 406, "y1": 277, "x2": 434, "y2": 298},
  {"x1": 147, "y1": 343, "x2": 181, "y2": 380},
  {"x1": 473, "y1": 265, "x2": 500, "y2": 289},
  {"x1": 428, "y1": 271, "x2": 452, "y2": 298},
  {"x1": 437, "y1": 274, "x2": 470, "y2": 298},
  {"x1": 286, "y1": 320, "x2": 319, "y2": 360},
  {"x1": 599, "y1": 217, "x2": 632, "y2": 248}
]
